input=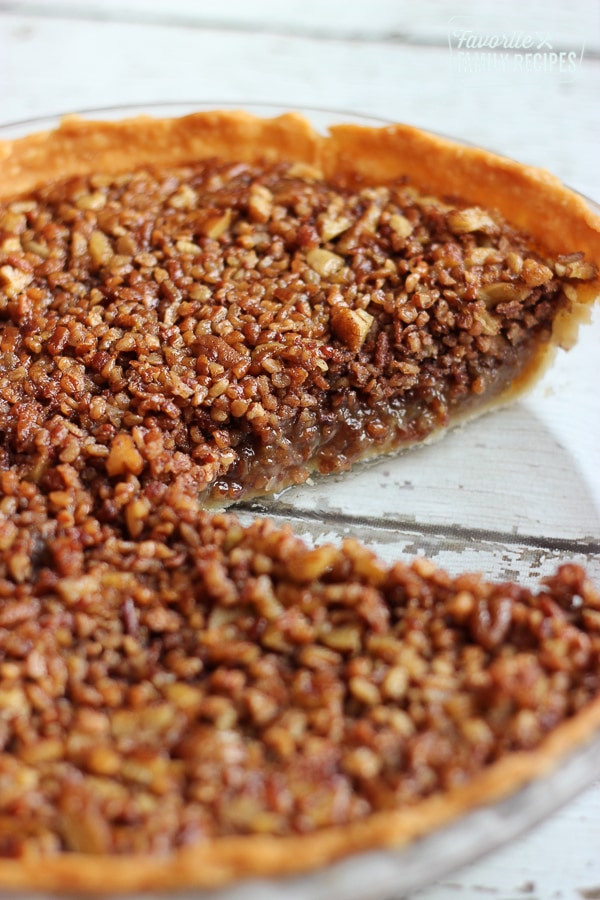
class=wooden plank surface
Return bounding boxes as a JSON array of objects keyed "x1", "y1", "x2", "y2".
[
  {"x1": 0, "y1": 3, "x2": 599, "y2": 898},
  {"x1": 2, "y1": 0, "x2": 599, "y2": 49},
  {"x1": 0, "y1": 1, "x2": 599, "y2": 195}
]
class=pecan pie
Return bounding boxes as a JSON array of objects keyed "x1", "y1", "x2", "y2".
[
  {"x1": 1, "y1": 111, "x2": 599, "y2": 501},
  {"x1": 0, "y1": 111, "x2": 599, "y2": 891}
]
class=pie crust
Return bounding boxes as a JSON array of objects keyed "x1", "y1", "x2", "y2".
[{"x1": 0, "y1": 110, "x2": 600, "y2": 892}]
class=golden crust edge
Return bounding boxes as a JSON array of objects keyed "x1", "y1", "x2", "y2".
[
  {"x1": 0, "y1": 110, "x2": 322, "y2": 197},
  {"x1": 0, "y1": 694, "x2": 599, "y2": 893}
]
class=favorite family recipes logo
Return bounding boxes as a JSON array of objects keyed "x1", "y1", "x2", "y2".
[{"x1": 448, "y1": 16, "x2": 585, "y2": 82}]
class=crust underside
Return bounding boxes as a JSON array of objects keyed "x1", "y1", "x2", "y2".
[{"x1": 1, "y1": 110, "x2": 600, "y2": 892}]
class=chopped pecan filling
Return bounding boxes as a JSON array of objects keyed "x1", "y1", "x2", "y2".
[
  {"x1": 0, "y1": 157, "x2": 599, "y2": 862},
  {"x1": 0, "y1": 160, "x2": 595, "y2": 504},
  {"x1": 1, "y1": 470, "x2": 600, "y2": 857}
]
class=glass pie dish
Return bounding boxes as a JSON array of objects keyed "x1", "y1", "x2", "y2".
[{"x1": 0, "y1": 103, "x2": 599, "y2": 899}]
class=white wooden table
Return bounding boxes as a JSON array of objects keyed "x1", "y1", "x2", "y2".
[{"x1": 1, "y1": 2, "x2": 599, "y2": 898}]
